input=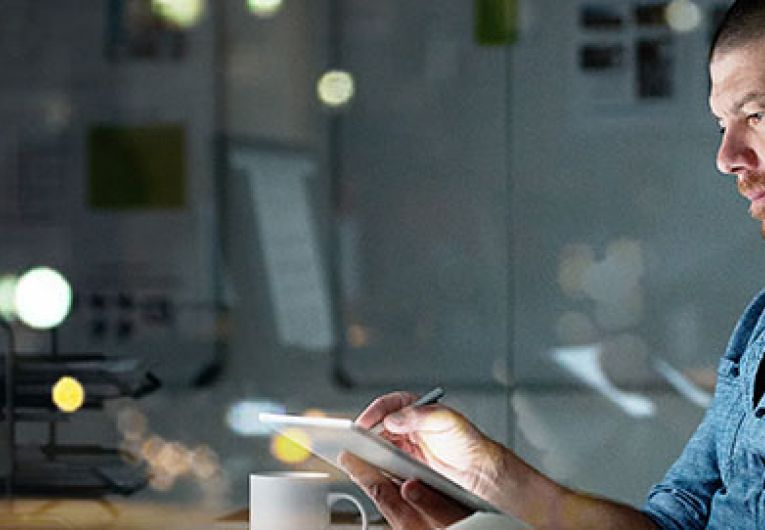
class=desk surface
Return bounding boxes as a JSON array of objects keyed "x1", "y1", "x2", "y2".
[
  {"x1": 0, "y1": 500, "x2": 528, "y2": 529},
  {"x1": 0, "y1": 500, "x2": 387, "y2": 529},
  {"x1": 0, "y1": 499, "x2": 215, "y2": 529},
  {"x1": 218, "y1": 507, "x2": 388, "y2": 529}
]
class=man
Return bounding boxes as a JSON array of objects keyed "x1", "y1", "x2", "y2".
[{"x1": 340, "y1": 1, "x2": 765, "y2": 528}]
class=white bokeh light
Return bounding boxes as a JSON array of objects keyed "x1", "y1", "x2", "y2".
[
  {"x1": 246, "y1": 0, "x2": 283, "y2": 18},
  {"x1": 317, "y1": 70, "x2": 355, "y2": 108},
  {"x1": 226, "y1": 400, "x2": 286, "y2": 436},
  {"x1": 152, "y1": 0, "x2": 206, "y2": 28},
  {"x1": 665, "y1": 0, "x2": 703, "y2": 33},
  {"x1": 14, "y1": 267, "x2": 72, "y2": 329}
]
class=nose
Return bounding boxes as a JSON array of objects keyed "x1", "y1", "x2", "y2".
[{"x1": 716, "y1": 124, "x2": 759, "y2": 176}]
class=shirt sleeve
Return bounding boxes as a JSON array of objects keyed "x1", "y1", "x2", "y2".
[
  {"x1": 641, "y1": 393, "x2": 723, "y2": 529},
  {"x1": 642, "y1": 288, "x2": 765, "y2": 529}
]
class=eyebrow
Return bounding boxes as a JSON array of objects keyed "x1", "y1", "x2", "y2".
[
  {"x1": 710, "y1": 91, "x2": 765, "y2": 120},
  {"x1": 733, "y1": 91, "x2": 765, "y2": 112}
]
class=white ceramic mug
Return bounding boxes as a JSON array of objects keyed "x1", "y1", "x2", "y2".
[{"x1": 249, "y1": 471, "x2": 369, "y2": 530}]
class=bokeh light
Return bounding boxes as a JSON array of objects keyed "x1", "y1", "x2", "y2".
[
  {"x1": 14, "y1": 266, "x2": 72, "y2": 329},
  {"x1": 555, "y1": 311, "x2": 596, "y2": 345},
  {"x1": 140, "y1": 435, "x2": 167, "y2": 463},
  {"x1": 116, "y1": 405, "x2": 148, "y2": 441},
  {"x1": 43, "y1": 95, "x2": 73, "y2": 133},
  {"x1": 226, "y1": 399, "x2": 286, "y2": 436},
  {"x1": 190, "y1": 445, "x2": 220, "y2": 480},
  {"x1": 557, "y1": 244, "x2": 595, "y2": 298},
  {"x1": 346, "y1": 324, "x2": 369, "y2": 348},
  {"x1": 149, "y1": 470, "x2": 176, "y2": 491},
  {"x1": 557, "y1": 239, "x2": 645, "y2": 333},
  {"x1": 112, "y1": 401, "x2": 225, "y2": 499},
  {"x1": 317, "y1": 70, "x2": 355, "y2": 108},
  {"x1": 151, "y1": 0, "x2": 206, "y2": 28},
  {"x1": 154, "y1": 441, "x2": 193, "y2": 477},
  {"x1": 52, "y1": 376, "x2": 85, "y2": 413},
  {"x1": 665, "y1": 0, "x2": 703, "y2": 32},
  {"x1": 246, "y1": 0, "x2": 283, "y2": 18},
  {"x1": 0, "y1": 274, "x2": 18, "y2": 321},
  {"x1": 270, "y1": 428, "x2": 312, "y2": 464}
]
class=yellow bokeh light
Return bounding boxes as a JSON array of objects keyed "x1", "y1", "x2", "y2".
[
  {"x1": 247, "y1": 0, "x2": 283, "y2": 18},
  {"x1": 51, "y1": 376, "x2": 85, "y2": 413},
  {"x1": 303, "y1": 408, "x2": 327, "y2": 418},
  {"x1": 270, "y1": 428, "x2": 312, "y2": 464},
  {"x1": 317, "y1": 70, "x2": 355, "y2": 108}
]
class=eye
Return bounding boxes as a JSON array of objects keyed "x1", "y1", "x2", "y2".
[{"x1": 748, "y1": 112, "x2": 764, "y2": 126}]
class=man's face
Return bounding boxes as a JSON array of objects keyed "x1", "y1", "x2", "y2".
[{"x1": 710, "y1": 38, "x2": 765, "y2": 229}]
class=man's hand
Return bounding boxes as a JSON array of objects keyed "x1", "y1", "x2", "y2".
[
  {"x1": 356, "y1": 392, "x2": 507, "y2": 499},
  {"x1": 347, "y1": 391, "x2": 659, "y2": 530},
  {"x1": 339, "y1": 452, "x2": 471, "y2": 530},
  {"x1": 340, "y1": 391, "x2": 506, "y2": 529}
]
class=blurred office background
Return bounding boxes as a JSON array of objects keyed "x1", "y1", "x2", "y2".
[{"x1": 0, "y1": 0, "x2": 753, "y2": 519}]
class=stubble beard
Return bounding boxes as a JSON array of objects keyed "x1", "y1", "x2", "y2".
[{"x1": 737, "y1": 176, "x2": 765, "y2": 237}]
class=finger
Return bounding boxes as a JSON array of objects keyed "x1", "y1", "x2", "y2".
[
  {"x1": 339, "y1": 452, "x2": 432, "y2": 530},
  {"x1": 384, "y1": 404, "x2": 466, "y2": 435},
  {"x1": 401, "y1": 480, "x2": 473, "y2": 528},
  {"x1": 355, "y1": 391, "x2": 417, "y2": 429}
]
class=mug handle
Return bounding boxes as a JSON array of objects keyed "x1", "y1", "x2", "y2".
[{"x1": 328, "y1": 492, "x2": 369, "y2": 530}]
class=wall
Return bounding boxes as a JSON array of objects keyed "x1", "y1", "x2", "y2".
[{"x1": 0, "y1": 0, "x2": 750, "y2": 515}]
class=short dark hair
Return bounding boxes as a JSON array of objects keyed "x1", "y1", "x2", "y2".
[{"x1": 711, "y1": 0, "x2": 765, "y2": 58}]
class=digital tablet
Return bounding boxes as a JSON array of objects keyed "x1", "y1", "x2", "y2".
[{"x1": 259, "y1": 412, "x2": 527, "y2": 527}]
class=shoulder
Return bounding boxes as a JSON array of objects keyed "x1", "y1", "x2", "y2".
[{"x1": 724, "y1": 287, "x2": 765, "y2": 364}]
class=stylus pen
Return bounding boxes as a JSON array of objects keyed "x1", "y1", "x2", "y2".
[{"x1": 370, "y1": 386, "x2": 445, "y2": 435}]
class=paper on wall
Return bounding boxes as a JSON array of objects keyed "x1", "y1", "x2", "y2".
[{"x1": 232, "y1": 148, "x2": 334, "y2": 352}]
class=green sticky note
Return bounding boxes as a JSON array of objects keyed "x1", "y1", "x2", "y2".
[
  {"x1": 474, "y1": 0, "x2": 518, "y2": 46},
  {"x1": 88, "y1": 124, "x2": 186, "y2": 210}
]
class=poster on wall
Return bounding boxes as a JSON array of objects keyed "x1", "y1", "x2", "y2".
[{"x1": 87, "y1": 123, "x2": 187, "y2": 210}]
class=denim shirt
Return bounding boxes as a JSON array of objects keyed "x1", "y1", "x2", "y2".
[{"x1": 642, "y1": 289, "x2": 765, "y2": 529}]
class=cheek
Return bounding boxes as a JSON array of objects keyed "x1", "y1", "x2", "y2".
[{"x1": 755, "y1": 135, "x2": 765, "y2": 166}]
